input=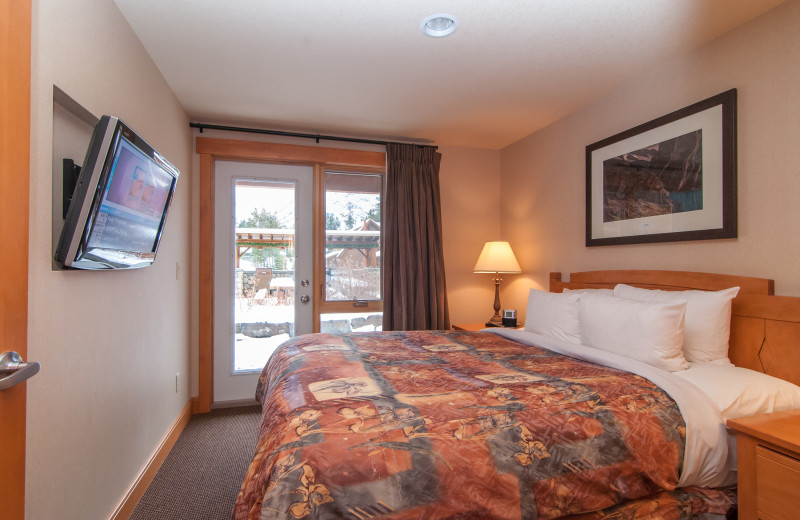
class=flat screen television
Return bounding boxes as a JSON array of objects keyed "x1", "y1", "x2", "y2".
[{"x1": 55, "y1": 115, "x2": 180, "y2": 270}]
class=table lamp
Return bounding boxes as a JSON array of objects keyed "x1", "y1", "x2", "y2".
[{"x1": 473, "y1": 241, "x2": 522, "y2": 327}]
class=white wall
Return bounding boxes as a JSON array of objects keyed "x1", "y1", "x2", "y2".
[
  {"x1": 497, "y1": 0, "x2": 800, "y2": 318},
  {"x1": 27, "y1": 0, "x2": 192, "y2": 518}
]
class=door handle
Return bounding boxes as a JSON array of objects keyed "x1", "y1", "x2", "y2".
[{"x1": 0, "y1": 351, "x2": 40, "y2": 391}]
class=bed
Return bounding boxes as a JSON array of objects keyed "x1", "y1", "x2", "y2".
[{"x1": 233, "y1": 270, "x2": 800, "y2": 519}]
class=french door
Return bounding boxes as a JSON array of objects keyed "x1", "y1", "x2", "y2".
[
  {"x1": 197, "y1": 137, "x2": 387, "y2": 411},
  {"x1": 213, "y1": 161, "x2": 313, "y2": 403}
]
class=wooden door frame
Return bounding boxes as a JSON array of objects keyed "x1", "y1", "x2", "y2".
[
  {"x1": 0, "y1": 0, "x2": 32, "y2": 517},
  {"x1": 194, "y1": 137, "x2": 384, "y2": 413}
]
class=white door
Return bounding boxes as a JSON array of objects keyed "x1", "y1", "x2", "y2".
[{"x1": 213, "y1": 161, "x2": 313, "y2": 403}]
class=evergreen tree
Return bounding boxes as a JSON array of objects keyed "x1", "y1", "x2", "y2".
[
  {"x1": 326, "y1": 212, "x2": 342, "y2": 230},
  {"x1": 238, "y1": 208, "x2": 284, "y2": 229},
  {"x1": 238, "y1": 208, "x2": 290, "y2": 269},
  {"x1": 366, "y1": 201, "x2": 381, "y2": 223},
  {"x1": 343, "y1": 201, "x2": 357, "y2": 229}
]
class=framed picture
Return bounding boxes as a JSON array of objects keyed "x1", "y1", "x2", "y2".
[{"x1": 586, "y1": 89, "x2": 737, "y2": 247}]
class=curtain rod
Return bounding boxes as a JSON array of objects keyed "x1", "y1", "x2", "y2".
[{"x1": 189, "y1": 122, "x2": 437, "y2": 150}]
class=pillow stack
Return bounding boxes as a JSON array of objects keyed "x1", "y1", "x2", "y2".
[
  {"x1": 613, "y1": 284, "x2": 739, "y2": 365},
  {"x1": 524, "y1": 283, "x2": 740, "y2": 372}
]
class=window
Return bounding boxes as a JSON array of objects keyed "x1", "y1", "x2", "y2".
[{"x1": 319, "y1": 170, "x2": 383, "y2": 332}]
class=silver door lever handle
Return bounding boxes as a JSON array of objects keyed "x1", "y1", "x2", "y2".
[{"x1": 0, "y1": 351, "x2": 40, "y2": 391}]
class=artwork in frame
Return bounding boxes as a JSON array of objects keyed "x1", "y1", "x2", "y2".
[{"x1": 586, "y1": 89, "x2": 737, "y2": 247}]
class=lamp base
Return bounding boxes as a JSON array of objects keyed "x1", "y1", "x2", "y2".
[
  {"x1": 485, "y1": 314, "x2": 503, "y2": 327},
  {"x1": 485, "y1": 274, "x2": 504, "y2": 328}
]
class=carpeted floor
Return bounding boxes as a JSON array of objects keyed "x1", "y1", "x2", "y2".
[{"x1": 130, "y1": 406, "x2": 261, "y2": 520}]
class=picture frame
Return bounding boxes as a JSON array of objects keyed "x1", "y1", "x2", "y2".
[{"x1": 586, "y1": 89, "x2": 737, "y2": 247}]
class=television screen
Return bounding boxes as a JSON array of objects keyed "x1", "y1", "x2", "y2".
[{"x1": 55, "y1": 116, "x2": 179, "y2": 270}]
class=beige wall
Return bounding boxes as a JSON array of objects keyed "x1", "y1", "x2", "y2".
[
  {"x1": 439, "y1": 146, "x2": 512, "y2": 324},
  {"x1": 492, "y1": 0, "x2": 800, "y2": 320},
  {"x1": 27, "y1": 0, "x2": 192, "y2": 518},
  {"x1": 19, "y1": 0, "x2": 799, "y2": 515}
]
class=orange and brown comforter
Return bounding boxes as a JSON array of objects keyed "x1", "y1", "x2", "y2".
[{"x1": 233, "y1": 330, "x2": 735, "y2": 519}]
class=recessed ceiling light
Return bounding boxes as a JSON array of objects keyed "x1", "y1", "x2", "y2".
[{"x1": 420, "y1": 13, "x2": 459, "y2": 38}]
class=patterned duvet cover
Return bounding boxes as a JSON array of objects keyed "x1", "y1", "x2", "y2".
[{"x1": 233, "y1": 330, "x2": 735, "y2": 520}]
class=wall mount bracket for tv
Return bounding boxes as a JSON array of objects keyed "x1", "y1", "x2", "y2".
[{"x1": 62, "y1": 158, "x2": 81, "y2": 219}]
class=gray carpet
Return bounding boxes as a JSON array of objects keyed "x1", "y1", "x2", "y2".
[{"x1": 130, "y1": 406, "x2": 261, "y2": 520}]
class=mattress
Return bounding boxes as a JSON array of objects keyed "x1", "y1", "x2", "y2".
[{"x1": 233, "y1": 330, "x2": 737, "y2": 519}]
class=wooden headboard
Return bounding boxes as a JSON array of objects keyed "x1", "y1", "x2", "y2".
[{"x1": 550, "y1": 270, "x2": 800, "y2": 387}]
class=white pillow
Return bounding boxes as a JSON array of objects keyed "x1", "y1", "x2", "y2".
[
  {"x1": 524, "y1": 289, "x2": 581, "y2": 343},
  {"x1": 578, "y1": 293, "x2": 689, "y2": 372},
  {"x1": 676, "y1": 363, "x2": 800, "y2": 420},
  {"x1": 613, "y1": 284, "x2": 740, "y2": 364},
  {"x1": 564, "y1": 288, "x2": 615, "y2": 296}
]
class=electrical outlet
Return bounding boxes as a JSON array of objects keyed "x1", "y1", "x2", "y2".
[{"x1": 175, "y1": 372, "x2": 180, "y2": 393}]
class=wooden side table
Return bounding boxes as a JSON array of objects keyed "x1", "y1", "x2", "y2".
[
  {"x1": 727, "y1": 409, "x2": 800, "y2": 520},
  {"x1": 452, "y1": 323, "x2": 523, "y2": 331},
  {"x1": 452, "y1": 323, "x2": 490, "y2": 331}
]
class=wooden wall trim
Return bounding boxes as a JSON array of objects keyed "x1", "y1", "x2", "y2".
[
  {"x1": 196, "y1": 153, "x2": 214, "y2": 414},
  {"x1": 107, "y1": 399, "x2": 195, "y2": 520},
  {"x1": 0, "y1": 0, "x2": 32, "y2": 518},
  {"x1": 196, "y1": 137, "x2": 386, "y2": 167},
  {"x1": 312, "y1": 164, "x2": 324, "y2": 332}
]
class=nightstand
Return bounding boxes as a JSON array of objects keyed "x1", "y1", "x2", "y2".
[
  {"x1": 452, "y1": 323, "x2": 489, "y2": 331},
  {"x1": 452, "y1": 323, "x2": 523, "y2": 331},
  {"x1": 727, "y1": 409, "x2": 800, "y2": 520}
]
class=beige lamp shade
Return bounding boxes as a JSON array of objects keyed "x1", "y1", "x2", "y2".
[{"x1": 473, "y1": 241, "x2": 522, "y2": 273}]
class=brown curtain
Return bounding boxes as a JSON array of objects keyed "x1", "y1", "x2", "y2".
[{"x1": 382, "y1": 143, "x2": 450, "y2": 330}]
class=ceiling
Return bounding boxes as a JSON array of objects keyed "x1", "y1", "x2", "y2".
[{"x1": 114, "y1": 0, "x2": 784, "y2": 150}]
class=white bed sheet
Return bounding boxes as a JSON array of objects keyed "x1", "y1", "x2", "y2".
[{"x1": 486, "y1": 327, "x2": 736, "y2": 488}]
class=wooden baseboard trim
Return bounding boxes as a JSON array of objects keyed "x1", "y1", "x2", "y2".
[
  {"x1": 107, "y1": 398, "x2": 196, "y2": 520},
  {"x1": 211, "y1": 398, "x2": 258, "y2": 409},
  {"x1": 192, "y1": 393, "x2": 211, "y2": 414}
]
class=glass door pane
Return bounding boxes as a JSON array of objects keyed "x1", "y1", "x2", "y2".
[
  {"x1": 322, "y1": 171, "x2": 383, "y2": 333},
  {"x1": 324, "y1": 171, "x2": 382, "y2": 301},
  {"x1": 214, "y1": 160, "x2": 312, "y2": 404},
  {"x1": 234, "y1": 179, "x2": 296, "y2": 372}
]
